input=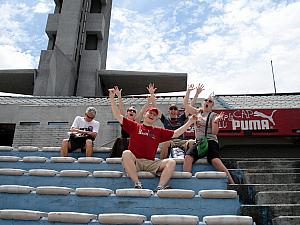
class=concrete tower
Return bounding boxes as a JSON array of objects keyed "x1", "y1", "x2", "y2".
[{"x1": 33, "y1": 0, "x2": 112, "y2": 96}]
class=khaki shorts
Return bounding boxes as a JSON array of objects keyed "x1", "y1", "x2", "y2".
[
  {"x1": 136, "y1": 158, "x2": 162, "y2": 175},
  {"x1": 170, "y1": 139, "x2": 189, "y2": 150}
]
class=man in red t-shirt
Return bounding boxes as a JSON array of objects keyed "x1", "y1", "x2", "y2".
[{"x1": 109, "y1": 88, "x2": 196, "y2": 191}]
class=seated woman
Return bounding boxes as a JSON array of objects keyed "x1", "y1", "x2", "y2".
[
  {"x1": 109, "y1": 85, "x2": 155, "y2": 157},
  {"x1": 183, "y1": 86, "x2": 235, "y2": 184}
]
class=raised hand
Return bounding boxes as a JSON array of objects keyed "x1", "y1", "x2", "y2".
[
  {"x1": 187, "y1": 84, "x2": 195, "y2": 92},
  {"x1": 214, "y1": 112, "x2": 224, "y2": 123},
  {"x1": 147, "y1": 83, "x2": 157, "y2": 95},
  {"x1": 108, "y1": 88, "x2": 116, "y2": 99},
  {"x1": 189, "y1": 114, "x2": 198, "y2": 123},
  {"x1": 114, "y1": 86, "x2": 122, "y2": 98},
  {"x1": 196, "y1": 83, "x2": 205, "y2": 94}
]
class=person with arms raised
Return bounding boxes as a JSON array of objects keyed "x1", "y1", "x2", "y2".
[
  {"x1": 109, "y1": 88, "x2": 197, "y2": 191},
  {"x1": 183, "y1": 86, "x2": 235, "y2": 184}
]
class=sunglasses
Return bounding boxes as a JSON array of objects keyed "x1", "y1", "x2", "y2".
[
  {"x1": 204, "y1": 99, "x2": 213, "y2": 103},
  {"x1": 127, "y1": 109, "x2": 136, "y2": 113},
  {"x1": 169, "y1": 107, "x2": 178, "y2": 110},
  {"x1": 86, "y1": 114, "x2": 94, "y2": 120}
]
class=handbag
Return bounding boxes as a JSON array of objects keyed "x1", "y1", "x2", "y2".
[
  {"x1": 169, "y1": 139, "x2": 187, "y2": 159},
  {"x1": 196, "y1": 112, "x2": 212, "y2": 158},
  {"x1": 170, "y1": 147, "x2": 185, "y2": 159}
]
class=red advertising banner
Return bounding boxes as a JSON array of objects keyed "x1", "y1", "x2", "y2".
[{"x1": 184, "y1": 108, "x2": 300, "y2": 137}]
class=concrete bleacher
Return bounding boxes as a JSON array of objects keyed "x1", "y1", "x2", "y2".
[
  {"x1": 0, "y1": 145, "x2": 254, "y2": 225},
  {"x1": 227, "y1": 157, "x2": 300, "y2": 225}
]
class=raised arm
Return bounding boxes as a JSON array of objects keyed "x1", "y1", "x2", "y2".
[
  {"x1": 108, "y1": 88, "x2": 124, "y2": 125},
  {"x1": 211, "y1": 112, "x2": 224, "y2": 135},
  {"x1": 146, "y1": 83, "x2": 162, "y2": 118},
  {"x1": 190, "y1": 83, "x2": 204, "y2": 106},
  {"x1": 183, "y1": 84, "x2": 198, "y2": 115},
  {"x1": 114, "y1": 86, "x2": 125, "y2": 116},
  {"x1": 172, "y1": 115, "x2": 197, "y2": 138}
]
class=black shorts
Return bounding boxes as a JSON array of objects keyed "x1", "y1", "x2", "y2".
[
  {"x1": 185, "y1": 140, "x2": 221, "y2": 164},
  {"x1": 68, "y1": 136, "x2": 93, "y2": 153}
]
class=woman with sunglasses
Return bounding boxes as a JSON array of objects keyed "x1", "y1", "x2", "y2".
[
  {"x1": 110, "y1": 85, "x2": 155, "y2": 157},
  {"x1": 183, "y1": 86, "x2": 235, "y2": 184}
]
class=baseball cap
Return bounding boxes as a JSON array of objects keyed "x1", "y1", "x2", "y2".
[
  {"x1": 169, "y1": 104, "x2": 178, "y2": 110},
  {"x1": 146, "y1": 106, "x2": 159, "y2": 115}
]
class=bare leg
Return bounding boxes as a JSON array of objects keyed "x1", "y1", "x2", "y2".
[
  {"x1": 60, "y1": 139, "x2": 69, "y2": 157},
  {"x1": 160, "y1": 141, "x2": 171, "y2": 159},
  {"x1": 211, "y1": 158, "x2": 235, "y2": 184},
  {"x1": 85, "y1": 139, "x2": 93, "y2": 157},
  {"x1": 122, "y1": 150, "x2": 139, "y2": 183},
  {"x1": 183, "y1": 155, "x2": 194, "y2": 172},
  {"x1": 157, "y1": 159, "x2": 176, "y2": 187}
]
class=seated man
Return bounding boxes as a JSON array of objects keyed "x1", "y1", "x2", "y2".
[
  {"x1": 109, "y1": 88, "x2": 196, "y2": 191},
  {"x1": 60, "y1": 107, "x2": 100, "y2": 157},
  {"x1": 110, "y1": 85, "x2": 155, "y2": 157},
  {"x1": 149, "y1": 83, "x2": 204, "y2": 159}
]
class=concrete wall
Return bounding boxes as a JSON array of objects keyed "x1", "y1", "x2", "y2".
[
  {"x1": 0, "y1": 70, "x2": 35, "y2": 95},
  {"x1": 0, "y1": 101, "x2": 171, "y2": 148}
]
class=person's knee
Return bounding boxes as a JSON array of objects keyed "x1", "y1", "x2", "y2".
[
  {"x1": 184, "y1": 155, "x2": 194, "y2": 162},
  {"x1": 211, "y1": 157, "x2": 221, "y2": 165},
  {"x1": 122, "y1": 150, "x2": 133, "y2": 160},
  {"x1": 62, "y1": 139, "x2": 68, "y2": 146},
  {"x1": 166, "y1": 158, "x2": 176, "y2": 168},
  {"x1": 85, "y1": 139, "x2": 93, "y2": 147}
]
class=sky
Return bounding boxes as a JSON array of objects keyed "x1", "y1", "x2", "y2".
[{"x1": 0, "y1": 0, "x2": 299, "y2": 96}]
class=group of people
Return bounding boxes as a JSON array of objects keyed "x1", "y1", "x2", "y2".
[{"x1": 60, "y1": 83, "x2": 234, "y2": 192}]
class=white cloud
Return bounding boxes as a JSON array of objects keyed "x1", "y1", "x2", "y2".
[
  {"x1": 0, "y1": 1, "x2": 53, "y2": 69},
  {"x1": 33, "y1": 0, "x2": 54, "y2": 13},
  {"x1": 0, "y1": 2, "x2": 34, "y2": 68},
  {"x1": 0, "y1": 45, "x2": 34, "y2": 69},
  {"x1": 107, "y1": 0, "x2": 300, "y2": 94}
]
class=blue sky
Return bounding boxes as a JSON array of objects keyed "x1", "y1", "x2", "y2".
[{"x1": 0, "y1": 0, "x2": 299, "y2": 96}]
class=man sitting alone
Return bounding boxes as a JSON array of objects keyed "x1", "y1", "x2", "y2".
[{"x1": 60, "y1": 107, "x2": 100, "y2": 157}]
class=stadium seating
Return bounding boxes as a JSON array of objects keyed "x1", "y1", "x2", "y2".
[{"x1": 0, "y1": 145, "x2": 255, "y2": 225}]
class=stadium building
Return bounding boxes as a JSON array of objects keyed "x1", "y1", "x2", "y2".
[{"x1": 0, "y1": 1, "x2": 299, "y2": 224}]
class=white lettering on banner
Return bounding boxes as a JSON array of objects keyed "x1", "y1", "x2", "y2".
[
  {"x1": 219, "y1": 110, "x2": 277, "y2": 130},
  {"x1": 232, "y1": 119, "x2": 270, "y2": 130}
]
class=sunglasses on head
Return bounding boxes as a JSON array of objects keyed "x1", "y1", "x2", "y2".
[
  {"x1": 127, "y1": 109, "x2": 136, "y2": 113},
  {"x1": 169, "y1": 107, "x2": 178, "y2": 110},
  {"x1": 204, "y1": 99, "x2": 213, "y2": 103}
]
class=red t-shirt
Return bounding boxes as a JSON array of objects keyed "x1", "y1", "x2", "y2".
[{"x1": 122, "y1": 117, "x2": 174, "y2": 160}]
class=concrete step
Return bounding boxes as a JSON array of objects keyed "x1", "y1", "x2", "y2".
[
  {"x1": 229, "y1": 168, "x2": 300, "y2": 184},
  {"x1": 236, "y1": 160, "x2": 300, "y2": 170},
  {"x1": 244, "y1": 173, "x2": 300, "y2": 184},
  {"x1": 272, "y1": 216, "x2": 300, "y2": 225},
  {"x1": 256, "y1": 191, "x2": 300, "y2": 204},
  {"x1": 228, "y1": 184, "x2": 300, "y2": 204},
  {"x1": 241, "y1": 204, "x2": 300, "y2": 225},
  {"x1": 0, "y1": 191, "x2": 240, "y2": 219},
  {"x1": 223, "y1": 158, "x2": 300, "y2": 169},
  {"x1": 0, "y1": 174, "x2": 227, "y2": 191}
]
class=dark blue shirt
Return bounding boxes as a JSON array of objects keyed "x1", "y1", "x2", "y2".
[{"x1": 160, "y1": 113, "x2": 187, "y2": 140}]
